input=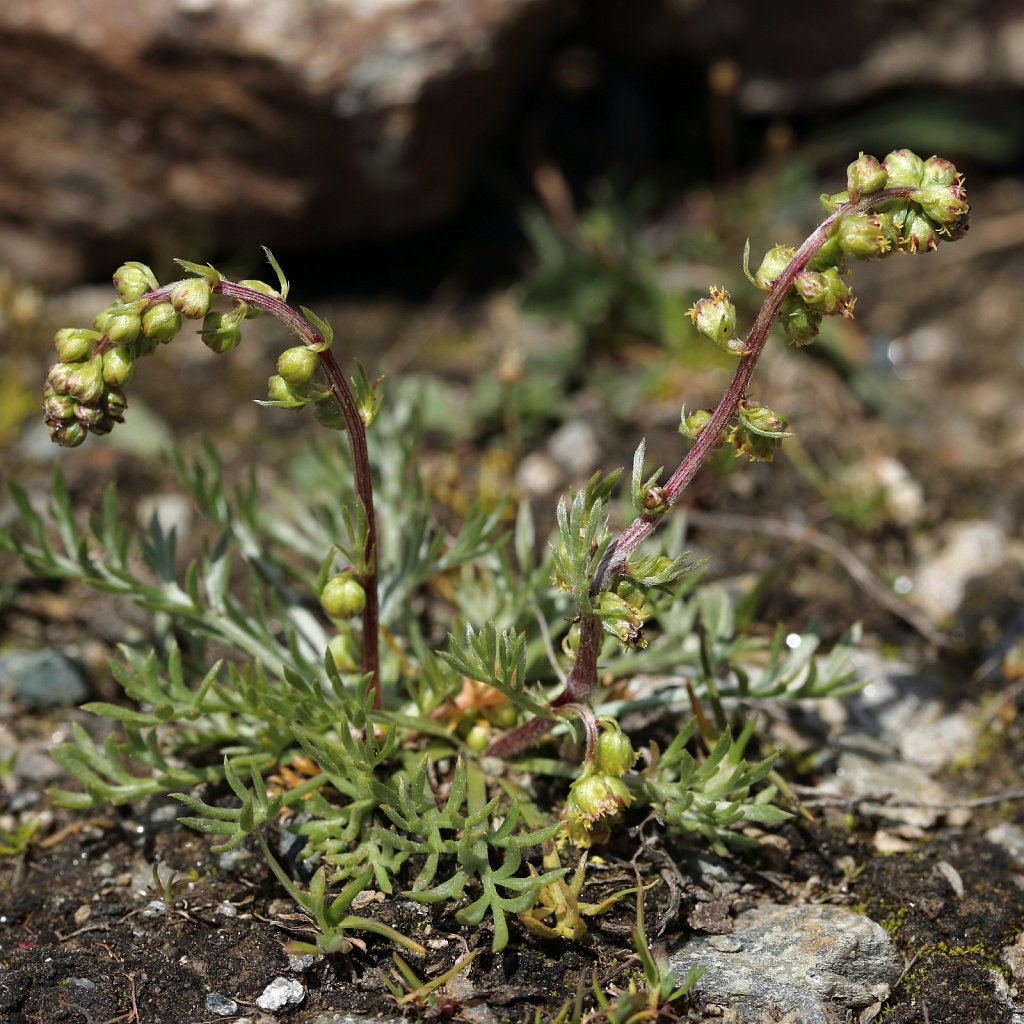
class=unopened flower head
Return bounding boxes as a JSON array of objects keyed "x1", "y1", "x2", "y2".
[
  {"x1": 793, "y1": 267, "x2": 852, "y2": 316},
  {"x1": 141, "y1": 302, "x2": 182, "y2": 345},
  {"x1": 837, "y1": 213, "x2": 895, "y2": 260},
  {"x1": 112, "y1": 262, "x2": 158, "y2": 301},
  {"x1": 688, "y1": 286, "x2": 741, "y2": 353},
  {"x1": 200, "y1": 309, "x2": 244, "y2": 354},
  {"x1": 102, "y1": 347, "x2": 136, "y2": 387},
  {"x1": 563, "y1": 770, "x2": 632, "y2": 847},
  {"x1": 170, "y1": 278, "x2": 213, "y2": 320},
  {"x1": 883, "y1": 149, "x2": 925, "y2": 188},
  {"x1": 780, "y1": 294, "x2": 821, "y2": 347},
  {"x1": 54, "y1": 328, "x2": 100, "y2": 363},
  {"x1": 596, "y1": 723, "x2": 636, "y2": 777},
  {"x1": 846, "y1": 152, "x2": 888, "y2": 202},
  {"x1": 753, "y1": 245, "x2": 795, "y2": 291},
  {"x1": 277, "y1": 346, "x2": 320, "y2": 386}
]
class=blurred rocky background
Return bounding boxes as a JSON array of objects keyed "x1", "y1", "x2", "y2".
[{"x1": 2, "y1": 0, "x2": 1023, "y2": 286}]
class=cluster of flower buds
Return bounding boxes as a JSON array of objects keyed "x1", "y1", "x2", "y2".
[
  {"x1": 679, "y1": 399, "x2": 789, "y2": 463},
  {"x1": 563, "y1": 721, "x2": 636, "y2": 846},
  {"x1": 677, "y1": 150, "x2": 969, "y2": 465},
  {"x1": 43, "y1": 261, "x2": 179, "y2": 447},
  {"x1": 42, "y1": 257, "x2": 294, "y2": 448}
]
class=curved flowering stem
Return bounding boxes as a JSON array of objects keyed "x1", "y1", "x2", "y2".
[
  {"x1": 215, "y1": 282, "x2": 381, "y2": 705},
  {"x1": 490, "y1": 156, "x2": 970, "y2": 758},
  {"x1": 44, "y1": 268, "x2": 382, "y2": 707}
]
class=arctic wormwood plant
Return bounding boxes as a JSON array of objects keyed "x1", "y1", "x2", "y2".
[{"x1": 3, "y1": 150, "x2": 968, "y2": 955}]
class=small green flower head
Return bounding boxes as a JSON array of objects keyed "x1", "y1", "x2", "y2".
[
  {"x1": 912, "y1": 179, "x2": 969, "y2": 229},
  {"x1": 170, "y1": 278, "x2": 213, "y2": 319},
  {"x1": 43, "y1": 393, "x2": 77, "y2": 422},
  {"x1": 49, "y1": 419, "x2": 86, "y2": 448},
  {"x1": 846, "y1": 152, "x2": 888, "y2": 202},
  {"x1": 200, "y1": 310, "x2": 243, "y2": 354},
  {"x1": 731, "y1": 399, "x2": 790, "y2": 462},
  {"x1": 65, "y1": 356, "x2": 105, "y2": 404},
  {"x1": 883, "y1": 149, "x2": 925, "y2": 188},
  {"x1": 793, "y1": 267, "x2": 853, "y2": 316},
  {"x1": 901, "y1": 210, "x2": 940, "y2": 253},
  {"x1": 688, "y1": 285, "x2": 745, "y2": 354},
  {"x1": 779, "y1": 294, "x2": 822, "y2": 347},
  {"x1": 679, "y1": 407, "x2": 726, "y2": 450},
  {"x1": 74, "y1": 403, "x2": 107, "y2": 429},
  {"x1": 642, "y1": 484, "x2": 670, "y2": 514},
  {"x1": 266, "y1": 374, "x2": 310, "y2": 409},
  {"x1": 596, "y1": 722, "x2": 636, "y2": 777},
  {"x1": 837, "y1": 213, "x2": 895, "y2": 259},
  {"x1": 563, "y1": 771, "x2": 632, "y2": 847},
  {"x1": 596, "y1": 590, "x2": 646, "y2": 649},
  {"x1": 321, "y1": 572, "x2": 367, "y2": 619},
  {"x1": 104, "y1": 387, "x2": 128, "y2": 420},
  {"x1": 112, "y1": 262, "x2": 158, "y2": 301},
  {"x1": 104, "y1": 308, "x2": 142, "y2": 347},
  {"x1": 753, "y1": 245, "x2": 795, "y2": 291},
  {"x1": 277, "y1": 345, "x2": 319, "y2": 386},
  {"x1": 102, "y1": 346, "x2": 136, "y2": 387},
  {"x1": 54, "y1": 328, "x2": 100, "y2": 363},
  {"x1": 141, "y1": 302, "x2": 183, "y2": 345}
]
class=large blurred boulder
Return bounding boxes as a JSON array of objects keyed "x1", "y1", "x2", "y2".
[{"x1": 0, "y1": 0, "x2": 569, "y2": 282}]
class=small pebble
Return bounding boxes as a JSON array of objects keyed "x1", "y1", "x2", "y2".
[
  {"x1": 205, "y1": 992, "x2": 239, "y2": 1016},
  {"x1": 0, "y1": 649, "x2": 89, "y2": 711},
  {"x1": 257, "y1": 976, "x2": 305, "y2": 1011}
]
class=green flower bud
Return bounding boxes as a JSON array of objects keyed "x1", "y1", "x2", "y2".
[
  {"x1": 753, "y1": 245, "x2": 795, "y2": 291},
  {"x1": 54, "y1": 328, "x2": 100, "y2": 363},
  {"x1": 642, "y1": 484, "x2": 670, "y2": 514},
  {"x1": 46, "y1": 362, "x2": 75, "y2": 394},
  {"x1": 846, "y1": 152, "x2": 887, "y2": 201},
  {"x1": 65, "y1": 356, "x2": 105, "y2": 404},
  {"x1": 563, "y1": 771, "x2": 632, "y2": 847},
  {"x1": 266, "y1": 374, "x2": 310, "y2": 409},
  {"x1": 688, "y1": 286, "x2": 746, "y2": 354},
  {"x1": 141, "y1": 302, "x2": 182, "y2": 345},
  {"x1": 170, "y1": 278, "x2": 213, "y2": 319},
  {"x1": 920, "y1": 155, "x2": 958, "y2": 187},
  {"x1": 779, "y1": 294, "x2": 822, "y2": 347},
  {"x1": 93, "y1": 307, "x2": 114, "y2": 333},
  {"x1": 738, "y1": 399, "x2": 790, "y2": 438},
  {"x1": 327, "y1": 632, "x2": 360, "y2": 673},
  {"x1": 200, "y1": 310, "x2": 243, "y2": 354},
  {"x1": 104, "y1": 387, "x2": 128, "y2": 420},
  {"x1": 595, "y1": 724, "x2": 636, "y2": 777},
  {"x1": 112, "y1": 262, "x2": 158, "y2": 301},
  {"x1": 104, "y1": 309, "x2": 141, "y2": 347},
  {"x1": 43, "y1": 393, "x2": 77, "y2": 421},
  {"x1": 321, "y1": 572, "x2": 366, "y2": 619},
  {"x1": 50, "y1": 420, "x2": 87, "y2": 448},
  {"x1": 679, "y1": 407, "x2": 726, "y2": 450},
  {"x1": 793, "y1": 267, "x2": 853, "y2": 316},
  {"x1": 883, "y1": 149, "x2": 925, "y2": 188},
  {"x1": 596, "y1": 591, "x2": 645, "y2": 649},
  {"x1": 837, "y1": 213, "x2": 895, "y2": 259},
  {"x1": 900, "y1": 210, "x2": 940, "y2": 253},
  {"x1": 730, "y1": 424, "x2": 784, "y2": 463},
  {"x1": 314, "y1": 395, "x2": 346, "y2": 430},
  {"x1": 912, "y1": 180, "x2": 969, "y2": 228},
  {"x1": 277, "y1": 346, "x2": 319, "y2": 386},
  {"x1": 102, "y1": 347, "x2": 136, "y2": 387},
  {"x1": 74, "y1": 403, "x2": 108, "y2": 429},
  {"x1": 465, "y1": 720, "x2": 492, "y2": 755}
]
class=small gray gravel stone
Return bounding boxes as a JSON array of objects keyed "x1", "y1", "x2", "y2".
[
  {"x1": 257, "y1": 976, "x2": 305, "y2": 1011},
  {"x1": 0, "y1": 649, "x2": 89, "y2": 710},
  {"x1": 205, "y1": 992, "x2": 239, "y2": 1016}
]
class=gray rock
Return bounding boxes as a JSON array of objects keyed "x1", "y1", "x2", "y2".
[
  {"x1": 0, "y1": 649, "x2": 89, "y2": 711},
  {"x1": 670, "y1": 902, "x2": 901, "y2": 1024},
  {"x1": 257, "y1": 976, "x2": 306, "y2": 1011},
  {"x1": 205, "y1": 992, "x2": 239, "y2": 1016},
  {"x1": 0, "y1": 0, "x2": 569, "y2": 283},
  {"x1": 547, "y1": 419, "x2": 600, "y2": 478},
  {"x1": 987, "y1": 823, "x2": 1024, "y2": 869}
]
